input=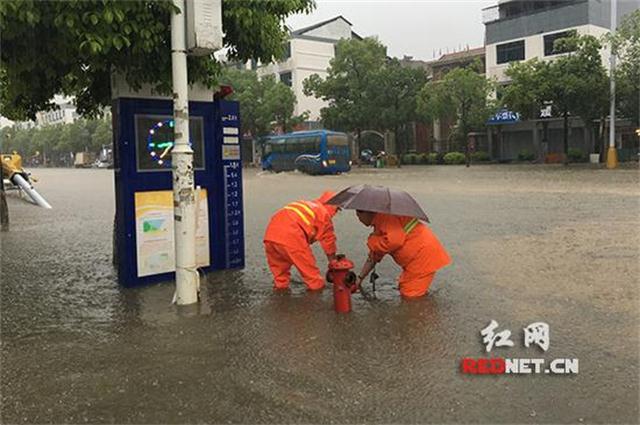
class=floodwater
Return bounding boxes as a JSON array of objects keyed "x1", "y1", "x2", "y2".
[{"x1": 1, "y1": 164, "x2": 639, "y2": 424}]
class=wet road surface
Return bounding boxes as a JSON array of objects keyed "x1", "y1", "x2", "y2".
[{"x1": 1, "y1": 165, "x2": 639, "y2": 423}]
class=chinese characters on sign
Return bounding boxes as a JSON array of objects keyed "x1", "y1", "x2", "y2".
[
  {"x1": 524, "y1": 322, "x2": 550, "y2": 352},
  {"x1": 481, "y1": 320, "x2": 550, "y2": 352},
  {"x1": 480, "y1": 320, "x2": 515, "y2": 352},
  {"x1": 488, "y1": 109, "x2": 521, "y2": 124},
  {"x1": 460, "y1": 320, "x2": 577, "y2": 375}
]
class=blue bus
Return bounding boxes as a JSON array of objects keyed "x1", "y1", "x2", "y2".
[{"x1": 261, "y1": 130, "x2": 351, "y2": 175}]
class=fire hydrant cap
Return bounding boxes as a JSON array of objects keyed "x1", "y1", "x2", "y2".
[{"x1": 329, "y1": 255, "x2": 354, "y2": 271}]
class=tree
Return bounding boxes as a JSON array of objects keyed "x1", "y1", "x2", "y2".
[
  {"x1": 220, "y1": 68, "x2": 267, "y2": 138},
  {"x1": 0, "y1": 118, "x2": 112, "y2": 166},
  {"x1": 608, "y1": 10, "x2": 640, "y2": 127},
  {"x1": 261, "y1": 76, "x2": 307, "y2": 133},
  {"x1": 0, "y1": 0, "x2": 314, "y2": 120},
  {"x1": 502, "y1": 59, "x2": 550, "y2": 120},
  {"x1": 417, "y1": 64, "x2": 496, "y2": 152},
  {"x1": 220, "y1": 68, "x2": 305, "y2": 137},
  {"x1": 550, "y1": 36, "x2": 609, "y2": 163},
  {"x1": 303, "y1": 37, "x2": 387, "y2": 156},
  {"x1": 374, "y1": 59, "x2": 427, "y2": 157},
  {"x1": 503, "y1": 35, "x2": 609, "y2": 162},
  {"x1": 91, "y1": 119, "x2": 113, "y2": 150}
]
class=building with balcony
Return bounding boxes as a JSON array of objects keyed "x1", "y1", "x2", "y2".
[
  {"x1": 34, "y1": 96, "x2": 80, "y2": 128},
  {"x1": 483, "y1": 0, "x2": 639, "y2": 161}
]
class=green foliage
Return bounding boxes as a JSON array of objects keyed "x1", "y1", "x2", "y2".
[
  {"x1": 552, "y1": 35, "x2": 609, "y2": 126},
  {"x1": 262, "y1": 75, "x2": 308, "y2": 133},
  {"x1": 471, "y1": 151, "x2": 490, "y2": 162},
  {"x1": 427, "y1": 153, "x2": 438, "y2": 164},
  {"x1": 372, "y1": 59, "x2": 427, "y2": 154},
  {"x1": 504, "y1": 35, "x2": 609, "y2": 160},
  {"x1": 418, "y1": 66, "x2": 496, "y2": 150},
  {"x1": 504, "y1": 35, "x2": 609, "y2": 125},
  {"x1": 303, "y1": 37, "x2": 387, "y2": 135},
  {"x1": 220, "y1": 68, "x2": 306, "y2": 137},
  {"x1": 517, "y1": 150, "x2": 535, "y2": 161},
  {"x1": 443, "y1": 152, "x2": 465, "y2": 165},
  {"x1": 567, "y1": 148, "x2": 586, "y2": 162},
  {"x1": 1, "y1": 118, "x2": 112, "y2": 165},
  {"x1": 417, "y1": 153, "x2": 429, "y2": 164},
  {"x1": 402, "y1": 153, "x2": 418, "y2": 164},
  {"x1": 503, "y1": 59, "x2": 550, "y2": 120},
  {"x1": 0, "y1": 0, "x2": 314, "y2": 120}
]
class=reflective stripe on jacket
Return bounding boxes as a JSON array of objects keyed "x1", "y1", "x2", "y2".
[{"x1": 264, "y1": 199, "x2": 337, "y2": 256}]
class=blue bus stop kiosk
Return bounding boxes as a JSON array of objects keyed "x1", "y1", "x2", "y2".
[{"x1": 111, "y1": 81, "x2": 244, "y2": 287}]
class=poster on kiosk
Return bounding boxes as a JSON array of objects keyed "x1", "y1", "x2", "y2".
[{"x1": 111, "y1": 77, "x2": 244, "y2": 287}]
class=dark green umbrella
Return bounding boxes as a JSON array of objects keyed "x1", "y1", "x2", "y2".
[{"x1": 327, "y1": 184, "x2": 429, "y2": 222}]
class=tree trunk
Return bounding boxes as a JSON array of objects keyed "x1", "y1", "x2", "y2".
[
  {"x1": 0, "y1": 164, "x2": 9, "y2": 232},
  {"x1": 395, "y1": 124, "x2": 401, "y2": 168},
  {"x1": 542, "y1": 121, "x2": 549, "y2": 163},
  {"x1": 598, "y1": 118, "x2": 606, "y2": 162},
  {"x1": 356, "y1": 128, "x2": 361, "y2": 166},
  {"x1": 563, "y1": 109, "x2": 569, "y2": 166}
]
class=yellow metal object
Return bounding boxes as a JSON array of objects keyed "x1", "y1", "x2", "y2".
[
  {"x1": 606, "y1": 147, "x2": 618, "y2": 169},
  {"x1": 1, "y1": 153, "x2": 23, "y2": 178}
]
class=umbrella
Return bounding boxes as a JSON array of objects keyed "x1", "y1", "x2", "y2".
[{"x1": 327, "y1": 184, "x2": 429, "y2": 222}]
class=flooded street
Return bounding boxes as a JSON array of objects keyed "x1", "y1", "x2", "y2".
[{"x1": 1, "y1": 165, "x2": 639, "y2": 423}]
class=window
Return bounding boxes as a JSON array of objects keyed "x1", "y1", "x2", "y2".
[
  {"x1": 282, "y1": 42, "x2": 291, "y2": 60},
  {"x1": 268, "y1": 138, "x2": 287, "y2": 153},
  {"x1": 285, "y1": 136, "x2": 320, "y2": 153},
  {"x1": 279, "y1": 71, "x2": 292, "y2": 87},
  {"x1": 496, "y1": 40, "x2": 525, "y2": 64},
  {"x1": 544, "y1": 30, "x2": 577, "y2": 56},
  {"x1": 299, "y1": 136, "x2": 322, "y2": 153},
  {"x1": 327, "y1": 134, "x2": 349, "y2": 147}
]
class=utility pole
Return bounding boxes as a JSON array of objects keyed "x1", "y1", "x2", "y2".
[
  {"x1": 607, "y1": 0, "x2": 618, "y2": 169},
  {"x1": 171, "y1": 0, "x2": 199, "y2": 305}
]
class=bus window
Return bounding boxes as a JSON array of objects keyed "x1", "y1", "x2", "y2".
[
  {"x1": 270, "y1": 138, "x2": 287, "y2": 153},
  {"x1": 296, "y1": 136, "x2": 321, "y2": 154},
  {"x1": 327, "y1": 134, "x2": 349, "y2": 147}
]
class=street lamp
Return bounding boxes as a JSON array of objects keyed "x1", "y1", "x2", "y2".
[{"x1": 607, "y1": 0, "x2": 618, "y2": 169}]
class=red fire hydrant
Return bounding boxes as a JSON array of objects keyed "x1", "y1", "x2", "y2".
[{"x1": 326, "y1": 255, "x2": 358, "y2": 313}]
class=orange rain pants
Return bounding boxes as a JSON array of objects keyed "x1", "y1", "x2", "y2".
[
  {"x1": 264, "y1": 241, "x2": 324, "y2": 290},
  {"x1": 264, "y1": 193, "x2": 338, "y2": 290},
  {"x1": 367, "y1": 213, "x2": 451, "y2": 298}
]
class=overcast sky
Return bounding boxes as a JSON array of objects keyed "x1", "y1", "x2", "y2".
[{"x1": 286, "y1": 0, "x2": 495, "y2": 60}]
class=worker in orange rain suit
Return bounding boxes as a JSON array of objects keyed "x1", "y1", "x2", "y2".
[
  {"x1": 354, "y1": 211, "x2": 451, "y2": 297},
  {"x1": 264, "y1": 192, "x2": 339, "y2": 290}
]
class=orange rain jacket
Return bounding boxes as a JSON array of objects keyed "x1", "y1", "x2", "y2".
[
  {"x1": 367, "y1": 213, "x2": 451, "y2": 297},
  {"x1": 264, "y1": 192, "x2": 338, "y2": 290}
]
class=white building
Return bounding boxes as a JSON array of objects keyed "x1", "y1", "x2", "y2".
[
  {"x1": 257, "y1": 16, "x2": 362, "y2": 126},
  {"x1": 483, "y1": 0, "x2": 639, "y2": 84},
  {"x1": 35, "y1": 96, "x2": 79, "y2": 127},
  {"x1": 482, "y1": 0, "x2": 640, "y2": 161}
]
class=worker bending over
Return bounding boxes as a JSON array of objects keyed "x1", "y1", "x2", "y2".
[
  {"x1": 355, "y1": 211, "x2": 451, "y2": 297},
  {"x1": 264, "y1": 192, "x2": 338, "y2": 290}
]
